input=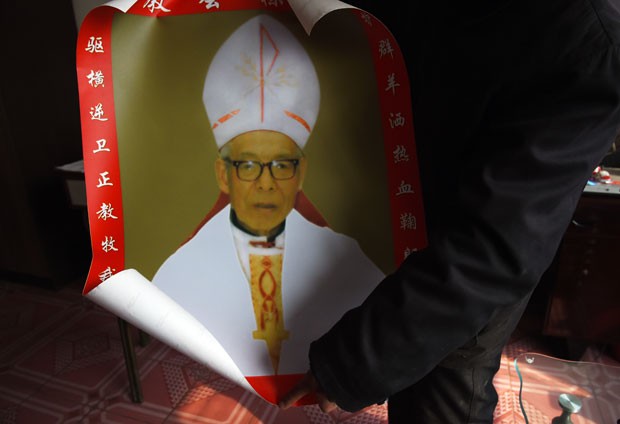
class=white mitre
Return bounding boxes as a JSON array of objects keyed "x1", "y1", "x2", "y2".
[{"x1": 203, "y1": 14, "x2": 320, "y2": 150}]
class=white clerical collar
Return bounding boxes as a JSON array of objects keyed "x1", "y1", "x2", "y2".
[{"x1": 231, "y1": 224, "x2": 285, "y2": 251}]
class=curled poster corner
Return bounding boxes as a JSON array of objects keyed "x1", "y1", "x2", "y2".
[
  {"x1": 288, "y1": 0, "x2": 357, "y2": 35},
  {"x1": 84, "y1": 268, "x2": 253, "y2": 395}
]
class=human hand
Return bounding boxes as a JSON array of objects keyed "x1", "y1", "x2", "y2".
[{"x1": 278, "y1": 370, "x2": 338, "y2": 413}]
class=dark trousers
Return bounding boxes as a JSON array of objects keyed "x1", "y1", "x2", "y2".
[{"x1": 387, "y1": 294, "x2": 531, "y2": 423}]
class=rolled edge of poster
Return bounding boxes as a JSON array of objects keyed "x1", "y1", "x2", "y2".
[
  {"x1": 102, "y1": 0, "x2": 135, "y2": 13},
  {"x1": 85, "y1": 268, "x2": 254, "y2": 394},
  {"x1": 287, "y1": 0, "x2": 356, "y2": 35}
]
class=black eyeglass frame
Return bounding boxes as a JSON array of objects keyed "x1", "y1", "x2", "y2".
[{"x1": 223, "y1": 158, "x2": 301, "y2": 182}]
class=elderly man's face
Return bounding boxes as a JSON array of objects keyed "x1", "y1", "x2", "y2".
[{"x1": 216, "y1": 130, "x2": 306, "y2": 236}]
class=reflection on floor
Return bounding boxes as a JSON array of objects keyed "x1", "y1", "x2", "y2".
[{"x1": 1, "y1": 278, "x2": 618, "y2": 424}]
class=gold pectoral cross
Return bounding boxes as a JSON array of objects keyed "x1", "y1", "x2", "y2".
[{"x1": 249, "y1": 254, "x2": 289, "y2": 374}]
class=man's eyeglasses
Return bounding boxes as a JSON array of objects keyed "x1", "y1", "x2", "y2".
[{"x1": 224, "y1": 159, "x2": 300, "y2": 181}]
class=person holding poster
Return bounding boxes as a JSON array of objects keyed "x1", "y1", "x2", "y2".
[
  {"x1": 152, "y1": 13, "x2": 384, "y2": 382},
  {"x1": 280, "y1": 0, "x2": 620, "y2": 422}
]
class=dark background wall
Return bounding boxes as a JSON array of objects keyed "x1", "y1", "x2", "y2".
[{"x1": 0, "y1": 1, "x2": 91, "y2": 287}]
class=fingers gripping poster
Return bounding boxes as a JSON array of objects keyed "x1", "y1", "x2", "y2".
[{"x1": 76, "y1": 0, "x2": 426, "y2": 406}]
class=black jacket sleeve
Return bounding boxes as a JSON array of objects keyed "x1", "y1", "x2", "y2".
[{"x1": 309, "y1": 0, "x2": 620, "y2": 412}]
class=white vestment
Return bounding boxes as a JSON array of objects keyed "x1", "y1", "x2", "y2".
[{"x1": 152, "y1": 204, "x2": 385, "y2": 376}]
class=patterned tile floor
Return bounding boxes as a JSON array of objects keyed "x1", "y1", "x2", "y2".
[{"x1": 0, "y1": 278, "x2": 618, "y2": 424}]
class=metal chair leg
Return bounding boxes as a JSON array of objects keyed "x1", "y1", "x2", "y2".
[{"x1": 117, "y1": 318, "x2": 143, "y2": 403}]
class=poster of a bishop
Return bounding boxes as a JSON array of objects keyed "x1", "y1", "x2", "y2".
[{"x1": 76, "y1": 0, "x2": 426, "y2": 407}]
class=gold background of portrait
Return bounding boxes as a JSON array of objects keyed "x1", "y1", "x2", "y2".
[{"x1": 111, "y1": 9, "x2": 393, "y2": 278}]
